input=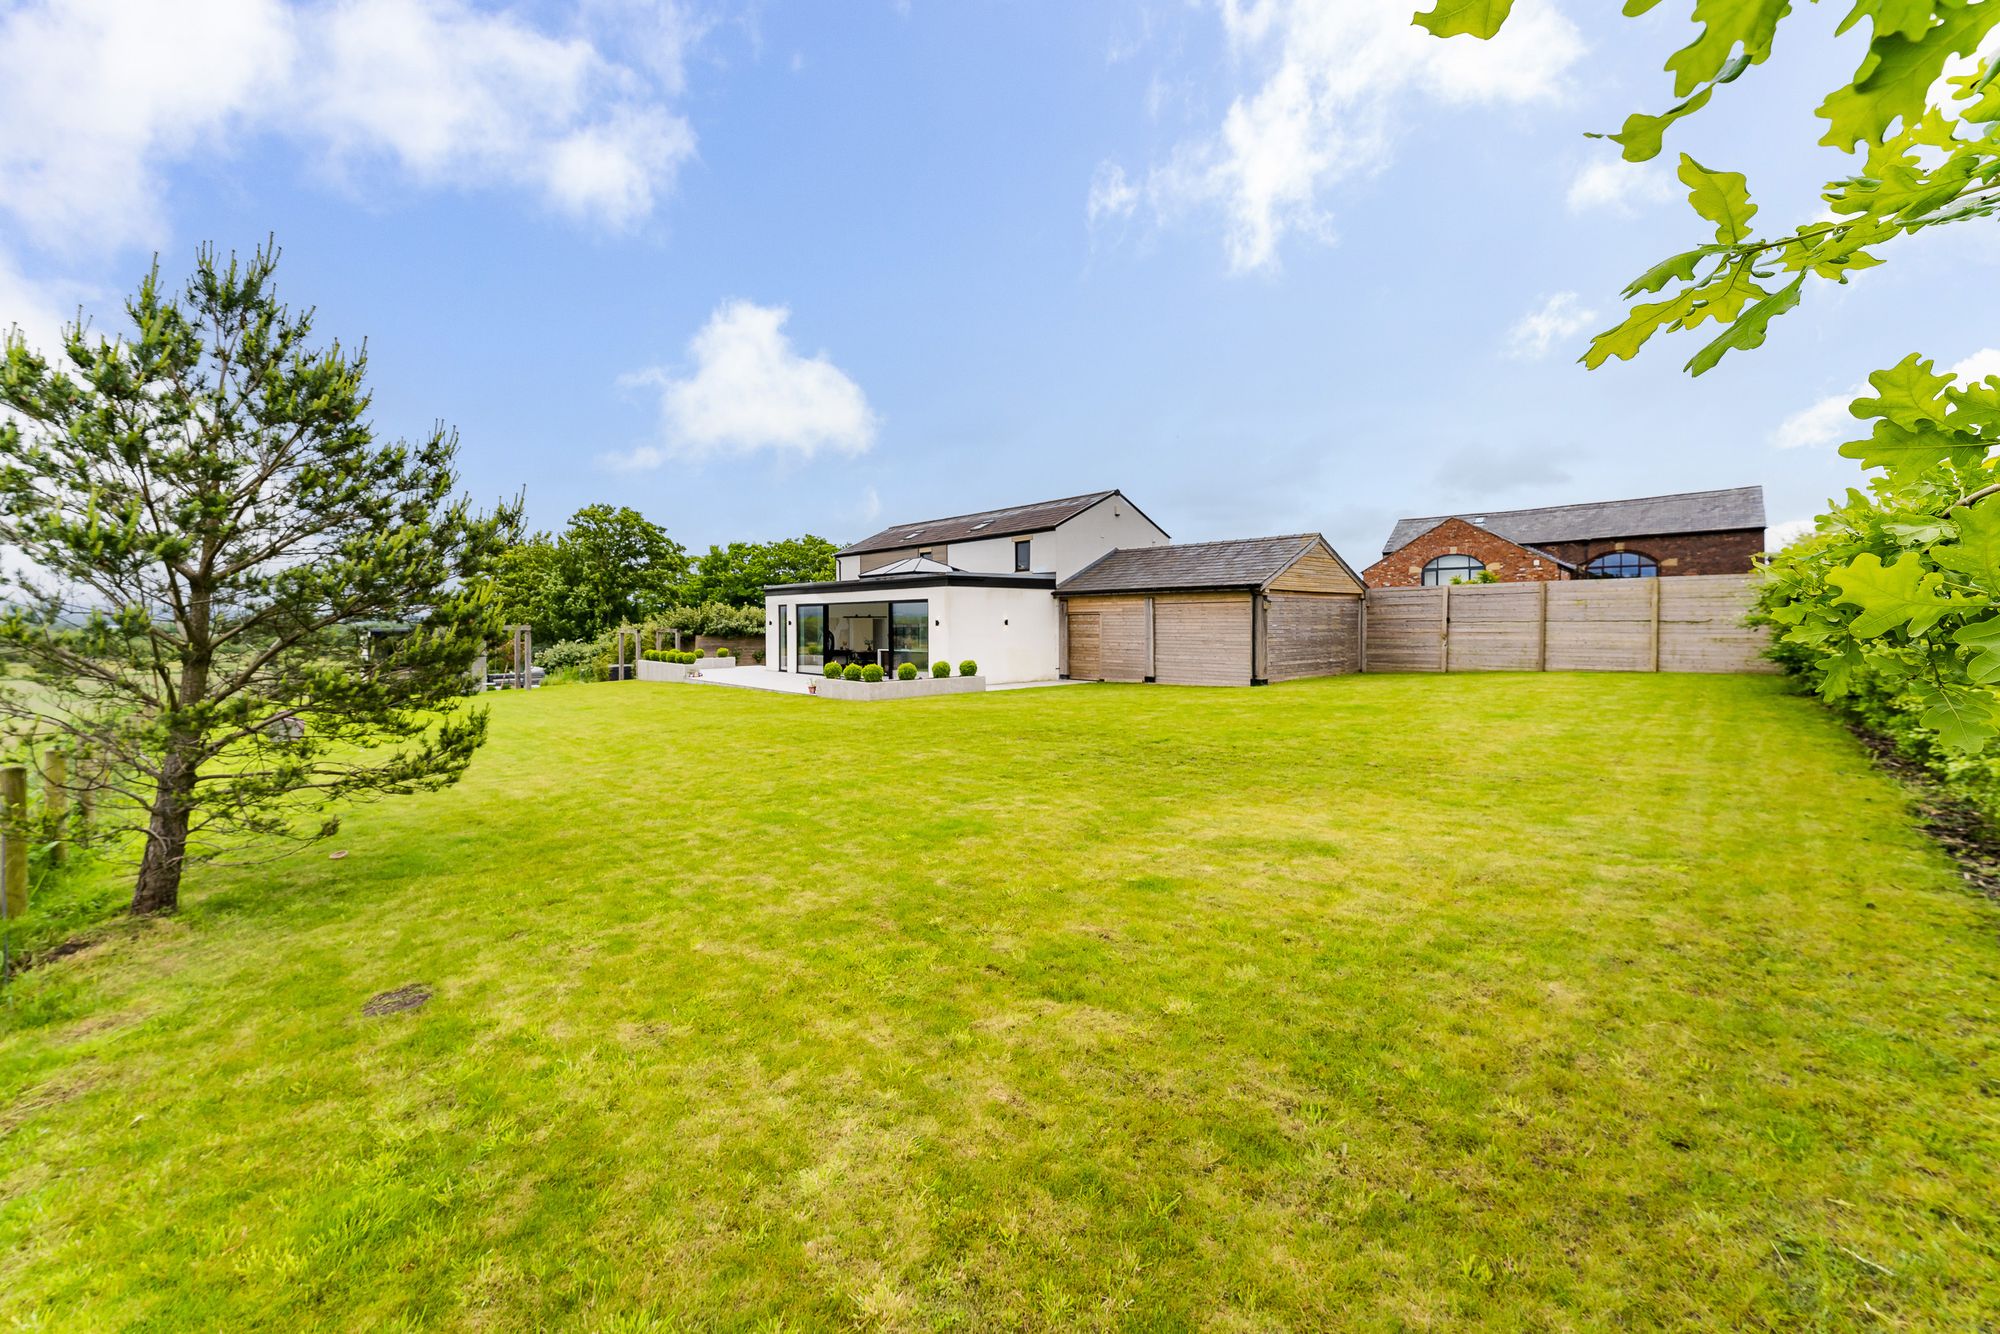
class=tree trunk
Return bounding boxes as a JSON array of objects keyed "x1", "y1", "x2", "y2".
[{"x1": 130, "y1": 748, "x2": 196, "y2": 915}]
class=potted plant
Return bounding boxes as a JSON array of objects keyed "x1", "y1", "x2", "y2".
[{"x1": 959, "y1": 660, "x2": 977, "y2": 677}]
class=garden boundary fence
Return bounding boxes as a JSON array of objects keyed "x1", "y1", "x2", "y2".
[{"x1": 1360, "y1": 574, "x2": 1773, "y2": 675}]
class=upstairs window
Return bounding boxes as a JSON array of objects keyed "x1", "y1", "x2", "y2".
[
  {"x1": 1014, "y1": 538, "x2": 1032, "y2": 571},
  {"x1": 1584, "y1": 551, "x2": 1658, "y2": 578},
  {"x1": 1421, "y1": 554, "x2": 1484, "y2": 586}
]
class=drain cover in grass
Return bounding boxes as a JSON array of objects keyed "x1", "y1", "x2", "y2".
[{"x1": 362, "y1": 984, "x2": 431, "y2": 1017}]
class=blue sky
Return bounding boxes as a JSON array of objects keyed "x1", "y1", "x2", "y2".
[{"x1": 3, "y1": 0, "x2": 1997, "y2": 565}]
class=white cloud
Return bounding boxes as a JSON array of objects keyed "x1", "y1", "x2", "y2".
[
  {"x1": 1506, "y1": 291, "x2": 1597, "y2": 360},
  {"x1": 1565, "y1": 158, "x2": 1676, "y2": 214},
  {"x1": 0, "y1": 251, "x2": 88, "y2": 359},
  {"x1": 0, "y1": 0, "x2": 698, "y2": 253},
  {"x1": 1101, "y1": 0, "x2": 1584, "y2": 271},
  {"x1": 613, "y1": 301, "x2": 878, "y2": 466},
  {"x1": 1766, "y1": 517, "x2": 1814, "y2": 550},
  {"x1": 1952, "y1": 347, "x2": 2000, "y2": 385},
  {"x1": 1773, "y1": 349, "x2": 2000, "y2": 449},
  {"x1": 1087, "y1": 162, "x2": 1140, "y2": 225},
  {"x1": 1772, "y1": 389, "x2": 1860, "y2": 450}
]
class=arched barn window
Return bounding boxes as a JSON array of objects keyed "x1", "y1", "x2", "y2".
[
  {"x1": 1421, "y1": 554, "x2": 1485, "y2": 586},
  {"x1": 1583, "y1": 551, "x2": 1659, "y2": 579}
]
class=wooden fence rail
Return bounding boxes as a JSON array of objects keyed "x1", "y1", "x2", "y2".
[{"x1": 1361, "y1": 574, "x2": 1774, "y2": 675}]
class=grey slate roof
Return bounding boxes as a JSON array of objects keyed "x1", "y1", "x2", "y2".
[
  {"x1": 1057, "y1": 534, "x2": 1323, "y2": 594},
  {"x1": 1381, "y1": 486, "x2": 1765, "y2": 555},
  {"x1": 839, "y1": 490, "x2": 1135, "y2": 556}
]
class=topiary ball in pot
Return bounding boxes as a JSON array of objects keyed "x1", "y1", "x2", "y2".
[
  {"x1": 897, "y1": 662, "x2": 917, "y2": 680},
  {"x1": 932, "y1": 660, "x2": 950, "y2": 678},
  {"x1": 959, "y1": 660, "x2": 977, "y2": 677},
  {"x1": 824, "y1": 661, "x2": 843, "y2": 679},
  {"x1": 862, "y1": 664, "x2": 884, "y2": 683},
  {"x1": 843, "y1": 663, "x2": 865, "y2": 681}
]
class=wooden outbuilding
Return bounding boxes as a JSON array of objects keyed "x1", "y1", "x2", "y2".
[{"x1": 1055, "y1": 534, "x2": 1365, "y2": 686}]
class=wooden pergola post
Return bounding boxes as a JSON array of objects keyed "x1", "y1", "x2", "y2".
[
  {"x1": 39, "y1": 749, "x2": 68, "y2": 867},
  {"x1": 1, "y1": 764, "x2": 26, "y2": 919}
]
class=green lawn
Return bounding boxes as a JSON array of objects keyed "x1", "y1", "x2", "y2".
[{"x1": 3, "y1": 674, "x2": 1997, "y2": 1329}]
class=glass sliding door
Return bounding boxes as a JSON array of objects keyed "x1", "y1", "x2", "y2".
[
  {"x1": 890, "y1": 601, "x2": 929, "y2": 671},
  {"x1": 796, "y1": 604, "x2": 825, "y2": 673}
]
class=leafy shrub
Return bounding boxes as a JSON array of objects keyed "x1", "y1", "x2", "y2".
[
  {"x1": 897, "y1": 662, "x2": 917, "y2": 680},
  {"x1": 862, "y1": 664, "x2": 884, "y2": 683},
  {"x1": 537, "y1": 638, "x2": 603, "y2": 673},
  {"x1": 932, "y1": 660, "x2": 949, "y2": 678},
  {"x1": 753, "y1": 649, "x2": 766, "y2": 664},
  {"x1": 843, "y1": 664, "x2": 865, "y2": 681},
  {"x1": 959, "y1": 660, "x2": 977, "y2": 677},
  {"x1": 824, "y1": 661, "x2": 843, "y2": 679}
]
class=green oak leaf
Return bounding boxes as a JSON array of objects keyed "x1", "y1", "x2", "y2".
[
  {"x1": 1929, "y1": 501, "x2": 2000, "y2": 583},
  {"x1": 1684, "y1": 272, "x2": 1803, "y2": 374},
  {"x1": 1837, "y1": 0, "x2": 1942, "y2": 43},
  {"x1": 1679, "y1": 155, "x2": 1759, "y2": 243},
  {"x1": 1912, "y1": 678, "x2": 2000, "y2": 752},
  {"x1": 1827, "y1": 550, "x2": 1966, "y2": 635},
  {"x1": 1665, "y1": 0, "x2": 1791, "y2": 98},
  {"x1": 1595, "y1": 87, "x2": 1712, "y2": 161},
  {"x1": 1838, "y1": 420, "x2": 1982, "y2": 481},
  {"x1": 1412, "y1": 0, "x2": 1513, "y2": 39},
  {"x1": 1819, "y1": 0, "x2": 2000, "y2": 149},
  {"x1": 1622, "y1": 247, "x2": 1710, "y2": 296},
  {"x1": 1582, "y1": 289, "x2": 1700, "y2": 367},
  {"x1": 1953, "y1": 617, "x2": 2000, "y2": 682},
  {"x1": 1851, "y1": 352, "x2": 1954, "y2": 429}
]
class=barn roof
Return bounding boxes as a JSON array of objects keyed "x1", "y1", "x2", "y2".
[
  {"x1": 838, "y1": 490, "x2": 1158, "y2": 556},
  {"x1": 1057, "y1": 534, "x2": 1329, "y2": 594},
  {"x1": 1381, "y1": 486, "x2": 1765, "y2": 555}
]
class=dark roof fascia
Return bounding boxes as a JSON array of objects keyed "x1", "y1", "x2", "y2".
[
  {"x1": 836, "y1": 490, "x2": 1117, "y2": 557},
  {"x1": 764, "y1": 572, "x2": 1059, "y2": 596},
  {"x1": 1058, "y1": 581, "x2": 1265, "y2": 597}
]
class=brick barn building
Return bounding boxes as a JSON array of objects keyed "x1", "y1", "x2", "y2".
[{"x1": 1362, "y1": 487, "x2": 1766, "y2": 588}]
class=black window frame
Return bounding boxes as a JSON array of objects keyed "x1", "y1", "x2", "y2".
[
  {"x1": 1421, "y1": 553, "x2": 1485, "y2": 587},
  {"x1": 1583, "y1": 551, "x2": 1659, "y2": 579},
  {"x1": 1014, "y1": 538, "x2": 1032, "y2": 572}
]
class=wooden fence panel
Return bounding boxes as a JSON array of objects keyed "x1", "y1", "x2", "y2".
[
  {"x1": 1360, "y1": 587, "x2": 1445, "y2": 672},
  {"x1": 1363, "y1": 573, "x2": 1773, "y2": 675},
  {"x1": 1545, "y1": 581, "x2": 1653, "y2": 672},
  {"x1": 1442, "y1": 584, "x2": 1541, "y2": 672},
  {"x1": 1658, "y1": 574, "x2": 1776, "y2": 673}
]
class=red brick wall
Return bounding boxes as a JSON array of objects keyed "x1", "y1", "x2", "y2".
[
  {"x1": 1361, "y1": 518, "x2": 1568, "y2": 588},
  {"x1": 1535, "y1": 529, "x2": 1764, "y2": 576}
]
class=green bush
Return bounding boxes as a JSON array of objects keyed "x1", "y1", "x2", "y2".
[
  {"x1": 862, "y1": 664, "x2": 884, "y2": 683},
  {"x1": 897, "y1": 662, "x2": 917, "y2": 680},
  {"x1": 959, "y1": 660, "x2": 977, "y2": 677},
  {"x1": 843, "y1": 663, "x2": 865, "y2": 681},
  {"x1": 823, "y1": 661, "x2": 843, "y2": 679},
  {"x1": 931, "y1": 660, "x2": 949, "y2": 678}
]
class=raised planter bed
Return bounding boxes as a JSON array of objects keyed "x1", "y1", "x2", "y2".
[
  {"x1": 810, "y1": 674, "x2": 985, "y2": 702},
  {"x1": 635, "y1": 657, "x2": 734, "y2": 682}
]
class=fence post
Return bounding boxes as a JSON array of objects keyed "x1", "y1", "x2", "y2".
[
  {"x1": 1438, "y1": 584, "x2": 1450, "y2": 673},
  {"x1": 1, "y1": 765, "x2": 26, "y2": 919},
  {"x1": 1650, "y1": 576, "x2": 1663, "y2": 672},
  {"x1": 39, "y1": 749, "x2": 67, "y2": 867},
  {"x1": 1537, "y1": 581, "x2": 1549, "y2": 672}
]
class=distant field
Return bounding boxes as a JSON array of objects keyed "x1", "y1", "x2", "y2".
[{"x1": 2, "y1": 674, "x2": 1996, "y2": 1328}]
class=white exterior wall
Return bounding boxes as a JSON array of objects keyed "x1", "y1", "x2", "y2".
[
  {"x1": 835, "y1": 554, "x2": 863, "y2": 579},
  {"x1": 762, "y1": 582, "x2": 1060, "y2": 684}
]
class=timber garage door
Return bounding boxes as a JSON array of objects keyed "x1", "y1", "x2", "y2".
[
  {"x1": 1154, "y1": 594, "x2": 1252, "y2": 686},
  {"x1": 1065, "y1": 597, "x2": 1147, "y2": 681}
]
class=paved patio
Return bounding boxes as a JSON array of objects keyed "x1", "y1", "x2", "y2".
[{"x1": 686, "y1": 665, "x2": 1078, "y2": 695}]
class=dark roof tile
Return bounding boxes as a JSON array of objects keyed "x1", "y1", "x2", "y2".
[
  {"x1": 1057, "y1": 534, "x2": 1323, "y2": 594},
  {"x1": 1382, "y1": 486, "x2": 1765, "y2": 553}
]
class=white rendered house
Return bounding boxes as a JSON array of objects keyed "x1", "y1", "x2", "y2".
[{"x1": 763, "y1": 490, "x2": 1170, "y2": 684}]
